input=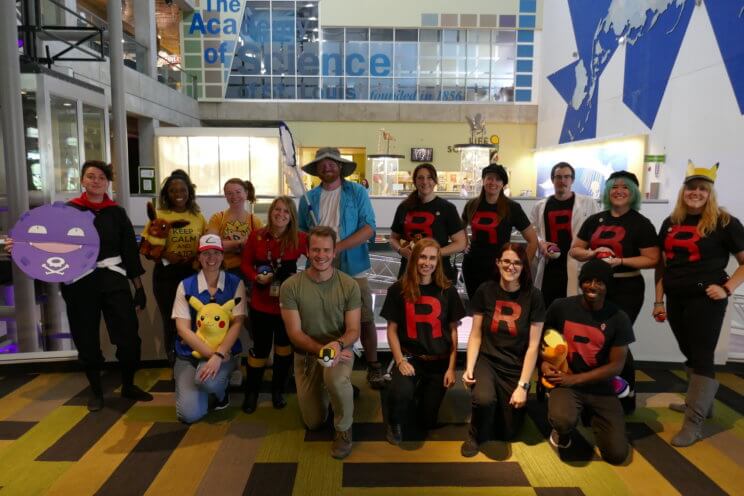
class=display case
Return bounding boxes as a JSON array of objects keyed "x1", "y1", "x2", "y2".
[
  {"x1": 453, "y1": 143, "x2": 497, "y2": 197},
  {"x1": 368, "y1": 154, "x2": 404, "y2": 196}
]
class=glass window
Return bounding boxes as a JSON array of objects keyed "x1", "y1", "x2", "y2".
[
  {"x1": 370, "y1": 78, "x2": 393, "y2": 100},
  {"x1": 187, "y1": 137, "x2": 220, "y2": 195},
  {"x1": 395, "y1": 29, "x2": 418, "y2": 42},
  {"x1": 249, "y1": 137, "x2": 279, "y2": 196},
  {"x1": 418, "y1": 78, "x2": 440, "y2": 101},
  {"x1": 296, "y1": 1, "x2": 319, "y2": 76},
  {"x1": 466, "y1": 79, "x2": 490, "y2": 101},
  {"x1": 346, "y1": 37, "x2": 369, "y2": 77},
  {"x1": 321, "y1": 28, "x2": 344, "y2": 76},
  {"x1": 467, "y1": 30, "x2": 491, "y2": 78},
  {"x1": 346, "y1": 28, "x2": 369, "y2": 42},
  {"x1": 234, "y1": 1, "x2": 271, "y2": 76},
  {"x1": 225, "y1": 76, "x2": 271, "y2": 98},
  {"x1": 157, "y1": 136, "x2": 188, "y2": 182},
  {"x1": 346, "y1": 77, "x2": 369, "y2": 100},
  {"x1": 442, "y1": 29, "x2": 466, "y2": 78},
  {"x1": 271, "y1": 2, "x2": 296, "y2": 75},
  {"x1": 298, "y1": 76, "x2": 320, "y2": 99},
  {"x1": 50, "y1": 95, "x2": 80, "y2": 193},
  {"x1": 23, "y1": 92, "x2": 42, "y2": 191},
  {"x1": 370, "y1": 28, "x2": 393, "y2": 42},
  {"x1": 369, "y1": 41, "x2": 392, "y2": 78},
  {"x1": 441, "y1": 79, "x2": 465, "y2": 101},
  {"x1": 394, "y1": 42, "x2": 417, "y2": 77},
  {"x1": 218, "y1": 137, "x2": 251, "y2": 183},
  {"x1": 394, "y1": 78, "x2": 417, "y2": 100},
  {"x1": 321, "y1": 76, "x2": 343, "y2": 99},
  {"x1": 273, "y1": 76, "x2": 296, "y2": 99},
  {"x1": 82, "y1": 105, "x2": 106, "y2": 162}
]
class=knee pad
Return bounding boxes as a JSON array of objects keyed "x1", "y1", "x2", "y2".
[{"x1": 274, "y1": 345, "x2": 292, "y2": 357}]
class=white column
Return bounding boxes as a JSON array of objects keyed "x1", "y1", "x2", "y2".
[
  {"x1": 107, "y1": 0, "x2": 130, "y2": 210},
  {"x1": 133, "y1": 0, "x2": 158, "y2": 78}
]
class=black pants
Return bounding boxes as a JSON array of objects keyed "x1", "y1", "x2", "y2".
[
  {"x1": 462, "y1": 254, "x2": 497, "y2": 300},
  {"x1": 667, "y1": 292, "x2": 727, "y2": 378},
  {"x1": 607, "y1": 275, "x2": 644, "y2": 409},
  {"x1": 250, "y1": 309, "x2": 291, "y2": 358},
  {"x1": 387, "y1": 357, "x2": 449, "y2": 429},
  {"x1": 541, "y1": 260, "x2": 569, "y2": 308},
  {"x1": 469, "y1": 354, "x2": 526, "y2": 442},
  {"x1": 399, "y1": 256, "x2": 457, "y2": 284},
  {"x1": 548, "y1": 387, "x2": 629, "y2": 465},
  {"x1": 153, "y1": 262, "x2": 195, "y2": 362},
  {"x1": 61, "y1": 269, "x2": 141, "y2": 373}
]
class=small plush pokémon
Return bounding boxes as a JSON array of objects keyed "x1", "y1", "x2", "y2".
[{"x1": 188, "y1": 296, "x2": 241, "y2": 359}]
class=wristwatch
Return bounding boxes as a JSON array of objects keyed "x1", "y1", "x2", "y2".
[
  {"x1": 518, "y1": 381, "x2": 530, "y2": 391},
  {"x1": 336, "y1": 339, "x2": 345, "y2": 351}
]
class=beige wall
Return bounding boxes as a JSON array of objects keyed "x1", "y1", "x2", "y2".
[{"x1": 287, "y1": 120, "x2": 537, "y2": 195}]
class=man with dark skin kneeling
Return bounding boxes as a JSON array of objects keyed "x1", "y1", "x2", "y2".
[
  {"x1": 542, "y1": 259, "x2": 634, "y2": 465},
  {"x1": 280, "y1": 226, "x2": 361, "y2": 459}
]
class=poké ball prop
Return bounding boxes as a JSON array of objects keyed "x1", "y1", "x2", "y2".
[
  {"x1": 9, "y1": 202, "x2": 99, "y2": 283},
  {"x1": 547, "y1": 245, "x2": 561, "y2": 259},
  {"x1": 256, "y1": 264, "x2": 273, "y2": 276},
  {"x1": 595, "y1": 251, "x2": 613, "y2": 260},
  {"x1": 318, "y1": 346, "x2": 336, "y2": 368},
  {"x1": 654, "y1": 311, "x2": 667, "y2": 323},
  {"x1": 188, "y1": 296, "x2": 241, "y2": 359},
  {"x1": 611, "y1": 375, "x2": 631, "y2": 398}
]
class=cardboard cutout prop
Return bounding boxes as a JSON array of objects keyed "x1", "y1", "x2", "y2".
[{"x1": 10, "y1": 202, "x2": 99, "y2": 283}]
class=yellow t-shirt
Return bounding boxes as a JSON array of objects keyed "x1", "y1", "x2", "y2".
[
  {"x1": 142, "y1": 209, "x2": 206, "y2": 264},
  {"x1": 207, "y1": 210, "x2": 264, "y2": 269}
]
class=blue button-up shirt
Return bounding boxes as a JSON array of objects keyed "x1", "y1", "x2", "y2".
[{"x1": 298, "y1": 180, "x2": 376, "y2": 275}]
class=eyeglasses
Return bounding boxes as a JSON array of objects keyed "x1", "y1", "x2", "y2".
[{"x1": 498, "y1": 259, "x2": 523, "y2": 269}]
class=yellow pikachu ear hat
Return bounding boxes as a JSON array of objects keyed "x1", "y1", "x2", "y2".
[{"x1": 684, "y1": 160, "x2": 718, "y2": 184}]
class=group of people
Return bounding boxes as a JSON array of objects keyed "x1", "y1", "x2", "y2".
[{"x1": 6, "y1": 152, "x2": 743, "y2": 464}]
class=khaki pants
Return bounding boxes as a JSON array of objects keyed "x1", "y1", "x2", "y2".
[
  {"x1": 294, "y1": 352, "x2": 355, "y2": 432},
  {"x1": 353, "y1": 276, "x2": 374, "y2": 324}
]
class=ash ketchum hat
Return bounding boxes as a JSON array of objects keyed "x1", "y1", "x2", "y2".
[
  {"x1": 198, "y1": 234, "x2": 223, "y2": 252},
  {"x1": 684, "y1": 160, "x2": 718, "y2": 184},
  {"x1": 301, "y1": 147, "x2": 357, "y2": 178}
]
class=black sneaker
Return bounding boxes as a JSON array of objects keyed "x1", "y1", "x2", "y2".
[
  {"x1": 386, "y1": 424, "x2": 402, "y2": 445},
  {"x1": 367, "y1": 364, "x2": 386, "y2": 390},
  {"x1": 214, "y1": 390, "x2": 230, "y2": 411},
  {"x1": 548, "y1": 429, "x2": 572, "y2": 449},
  {"x1": 87, "y1": 394, "x2": 104, "y2": 412},
  {"x1": 242, "y1": 391, "x2": 258, "y2": 414},
  {"x1": 461, "y1": 436, "x2": 480, "y2": 457},
  {"x1": 121, "y1": 385, "x2": 153, "y2": 402}
]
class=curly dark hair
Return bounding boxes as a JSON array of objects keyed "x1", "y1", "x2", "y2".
[{"x1": 158, "y1": 169, "x2": 200, "y2": 214}]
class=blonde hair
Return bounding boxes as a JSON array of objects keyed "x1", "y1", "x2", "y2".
[
  {"x1": 670, "y1": 180, "x2": 730, "y2": 236},
  {"x1": 400, "y1": 238, "x2": 451, "y2": 303},
  {"x1": 267, "y1": 196, "x2": 300, "y2": 250}
]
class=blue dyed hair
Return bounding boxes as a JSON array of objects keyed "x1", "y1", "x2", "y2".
[{"x1": 601, "y1": 176, "x2": 641, "y2": 211}]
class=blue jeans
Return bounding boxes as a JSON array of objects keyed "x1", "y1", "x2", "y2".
[{"x1": 174, "y1": 355, "x2": 237, "y2": 424}]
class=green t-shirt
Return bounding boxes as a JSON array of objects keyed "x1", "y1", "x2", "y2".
[{"x1": 280, "y1": 270, "x2": 361, "y2": 344}]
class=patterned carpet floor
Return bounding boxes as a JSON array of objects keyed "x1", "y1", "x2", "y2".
[{"x1": 0, "y1": 363, "x2": 743, "y2": 495}]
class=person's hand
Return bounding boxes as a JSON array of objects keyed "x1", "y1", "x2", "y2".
[
  {"x1": 255, "y1": 273, "x2": 274, "y2": 285},
  {"x1": 337, "y1": 348, "x2": 354, "y2": 364},
  {"x1": 604, "y1": 256, "x2": 623, "y2": 268},
  {"x1": 398, "y1": 246, "x2": 412, "y2": 259},
  {"x1": 509, "y1": 387, "x2": 527, "y2": 408},
  {"x1": 398, "y1": 359, "x2": 415, "y2": 376},
  {"x1": 2, "y1": 237, "x2": 14, "y2": 254},
  {"x1": 133, "y1": 286, "x2": 146, "y2": 311},
  {"x1": 443, "y1": 368, "x2": 456, "y2": 388},
  {"x1": 539, "y1": 240, "x2": 555, "y2": 257},
  {"x1": 652, "y1": 302, "x2": 666, "y2": 322},
  {"x1": 543, "y1": 368, "x2": 578, "y2": 387},
  {"x1": 197, "y1": 354, "x2": 222, "y2": 382},
  {"x1": 463, "y1": 242, "x2": 471, "y2": 255},
  {"x1": 462, "y1": 369, "x2": 476, "y2": 387},
  {"x1": 594, "y1": 246, "x2": 615, "y2": 259},
  {"x1": 706, "y1": 284, "x2": 728, "y2": 300}
]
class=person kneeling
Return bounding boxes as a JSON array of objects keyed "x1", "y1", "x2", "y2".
[
  {"x1": 172, "y1": 235, "x2": 246, "y2": 424},
  {"x1": 381, "y1": 239, "x2": 465, "y2": 444},
  {"x1": 461, "y1": 243, "x2": 545, "y2": 456},
  {"x1": 542, "y1": 259, "x2": 633, "y2": 465},
  {"x1": 280, "y1": 227, "x2": 361, "y2": 459}
]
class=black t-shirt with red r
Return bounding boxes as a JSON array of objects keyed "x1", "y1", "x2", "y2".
[{"x1": 465, "y1": 197, "x2": 531, "y2": 262}]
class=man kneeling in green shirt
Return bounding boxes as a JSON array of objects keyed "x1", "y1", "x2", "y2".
[{"x1": 280, "y1": 226, "x2": 361, "y2": 459}]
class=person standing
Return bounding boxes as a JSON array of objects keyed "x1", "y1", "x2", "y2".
[
  {"x1": 297, "y1": 148, "x2": 383, "y2": 389},
  {"x1": 461, "y1": 243, "x2": 544, "y2": 456},
  {"x1": 531, "y1": 162, "x2": 599, "y2": 308},
  {"x1": 542, "y1": 259, "x2": 634, "y2": 465},
  {"x1": 389, "y1": 163, "x2": 466, "y2": 283},
  {"x1": 280, "y1": 226, "x2": 361, "y2": 459},
  {"x1": 240, "y1": 196, "x2": 307, "y2": 413},
  {"x1": 569, "y1": 171, "x2": 659, "y2": 413},
  {"x1": 172, "y1": 235, "x2": 246, "y2": 423},
  {"x1": 145, "y1": 170, "x2": 205, "y2": 365},
  {"x1": 654, "y1": 163, "x2": 744, "y2": 446},
  {"x1": 3, "y1": 161, "x2": 153, "y2": 411},
  {"x1": 381, "y1": 239, "x2": 465, "y2": 445}
]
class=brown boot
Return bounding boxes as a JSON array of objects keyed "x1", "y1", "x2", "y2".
[{"x1": 331, "y1": 428, "x2": 353, "y2": 459}]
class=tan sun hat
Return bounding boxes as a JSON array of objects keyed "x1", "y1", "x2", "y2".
[{"x1": 301, "y1": 147, "x2": 357, "y2": 178}]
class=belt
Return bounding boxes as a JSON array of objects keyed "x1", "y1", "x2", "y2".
[
  {"x1": 69, "y1": 256, "x2": 126, "y2": 284},
  {"x1": 402, "y1": 349, "x2": 451, "y2": 361},
  {"x1": 613, "y1": 270, "x2": 641, "y2": 279}
]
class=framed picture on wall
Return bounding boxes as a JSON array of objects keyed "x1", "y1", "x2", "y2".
[{"x1": 411, "y1": 147, "x2": 433, "y2": 162}]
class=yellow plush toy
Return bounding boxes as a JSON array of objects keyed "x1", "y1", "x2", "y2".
[
  {"x1": 540, "y1": 328, "x2": 570, "y2": 389},
  {"x1": 188, "y1": 296, "x2": 241, "y2": 359}
]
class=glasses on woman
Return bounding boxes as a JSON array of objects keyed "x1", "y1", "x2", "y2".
[{"x1": 498, "y1": 259, "x2": 523, "y2": 269}]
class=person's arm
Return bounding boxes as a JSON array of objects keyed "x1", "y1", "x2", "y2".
[
  {"x1": 462, "y1": 314, "x2": 483, "y2": 386},
  {"x1": 521, "y1": 225, "x2": 539, "y2": 263},
  {"x1": 545, "y1": 345, "x2": 628, "y2": 386},
  {"x1": 387, "y1": 321, "x2": 415, "y2": 376},
  {"x1": 281, "y1": 308, "x2": 325, "y2": 354},
  {"x1": 240, "y1": 231, "x2": 259, "y2": 283},
  {"x1": 440, "y1": 229, "x2": 467, "y2": 257},
  {"x1": 653, "y1": 255, "x2": 666, "y2": 319},
  {"x1": 707, "y1": 250, "x2": 744, "y2": 300},
  {"x1": 510, "y1": 322, "x2": 543, "y2": 408},
  {"x1": 444, "y1": 321, "x2": 458, "y2": 388},
  {"x1": 175, "y1": 317, "x2": 213, "y2": 358},
  {"x1": 325, "y1": 307, "x2": 362, "y2": 365},
  {"x1": 336, "y1": 224, "x2": 374, "y2": 253}
]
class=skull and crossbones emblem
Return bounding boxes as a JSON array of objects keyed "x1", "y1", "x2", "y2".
[{"x1": 42, "y1": 256, "x2": 70, "y2": 275}]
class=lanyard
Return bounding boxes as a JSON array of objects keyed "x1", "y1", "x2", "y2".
[{"x1": 266, "y1": 234, "x2": 285, "y2": 271}]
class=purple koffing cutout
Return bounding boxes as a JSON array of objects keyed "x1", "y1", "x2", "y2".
[{"x1": 9, "y1": 202, "x2": 100, "y2": 283}]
